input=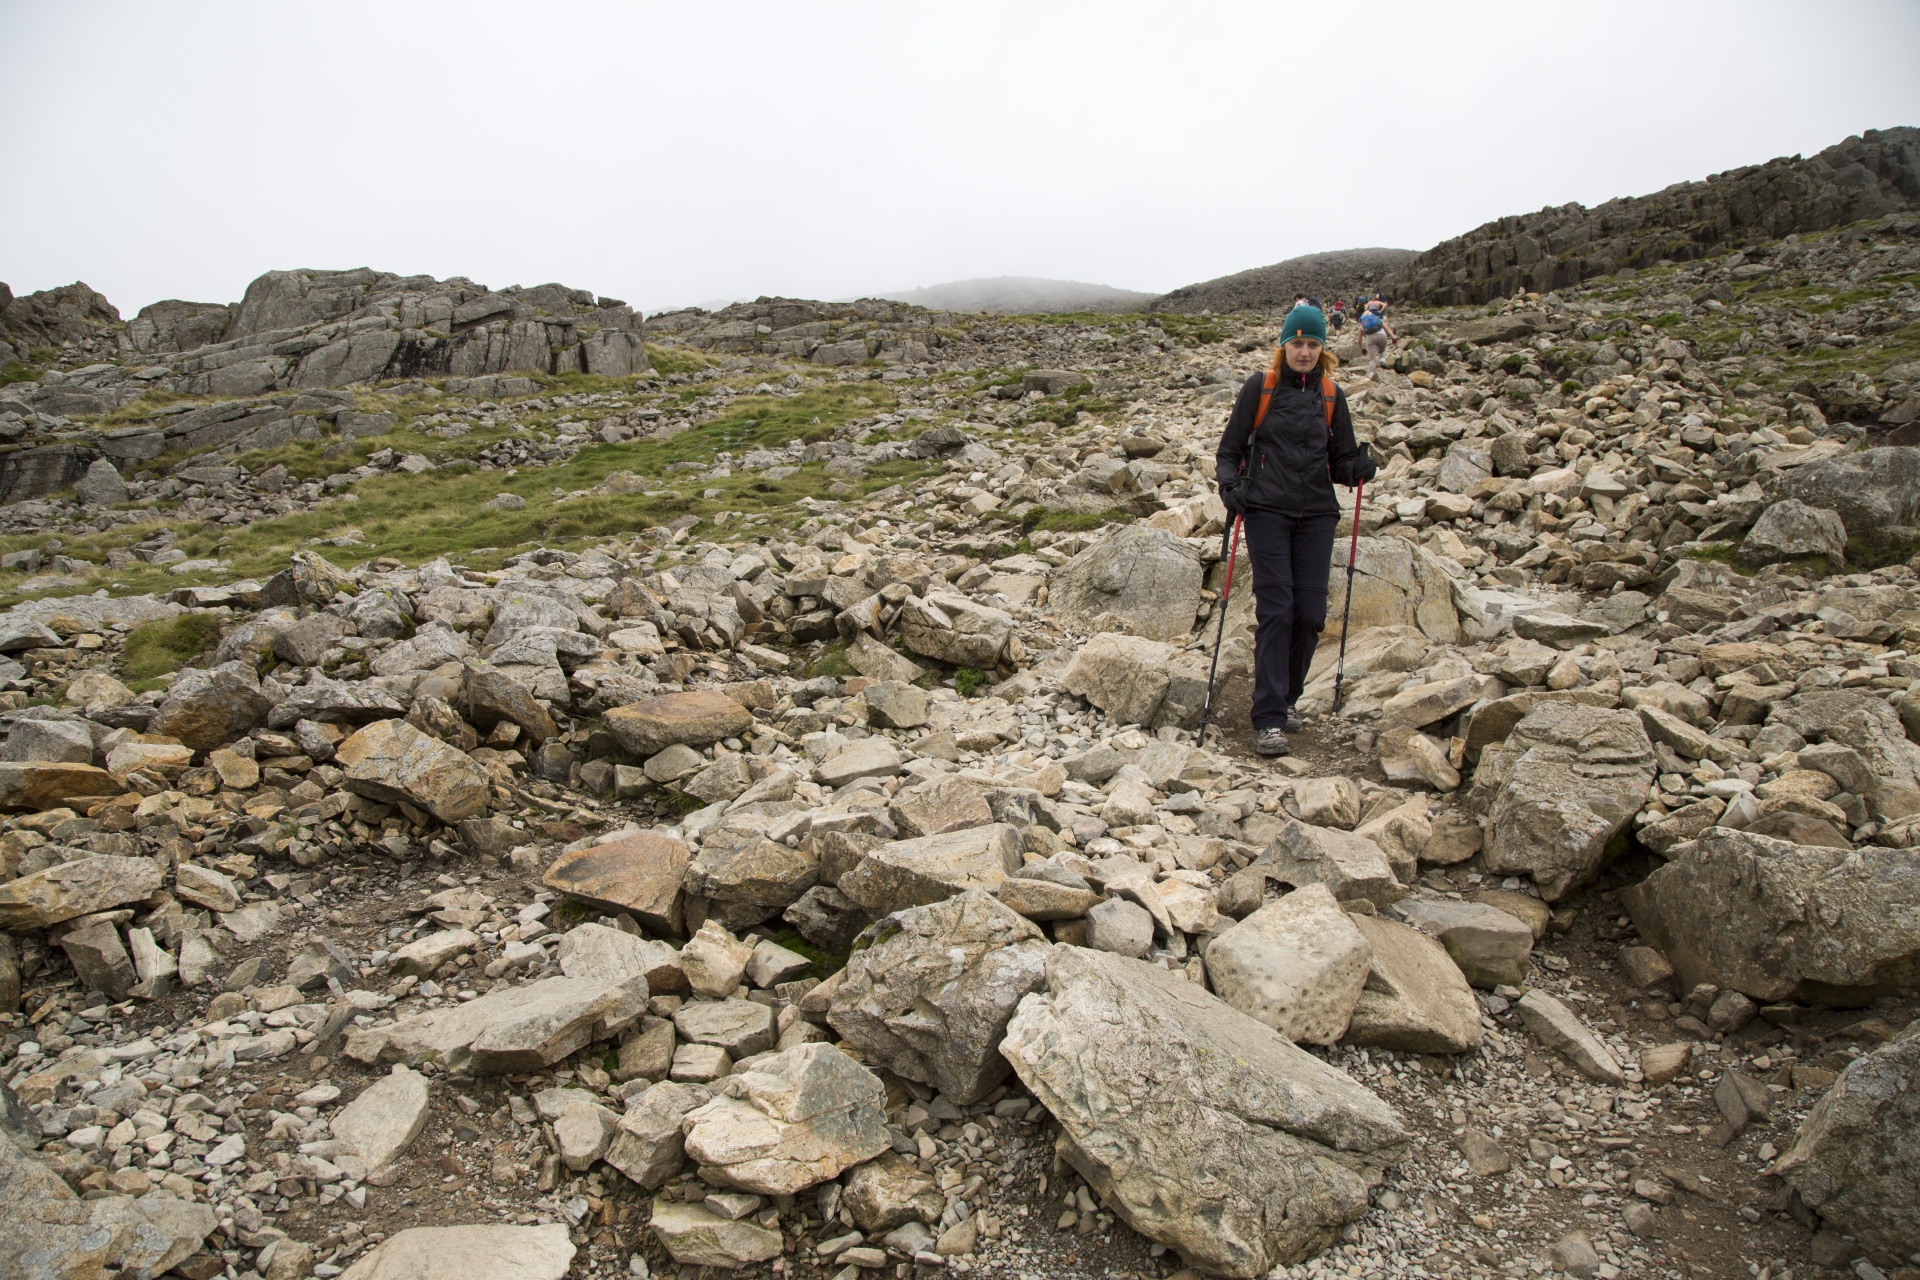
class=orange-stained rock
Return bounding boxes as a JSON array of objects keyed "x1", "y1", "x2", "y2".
[
  {"x1": 544, "y1": 831, "x2": 691, "y2": 935},
  {"x1": 604, "y1": 692, "x2": 752, "y2": 758}
]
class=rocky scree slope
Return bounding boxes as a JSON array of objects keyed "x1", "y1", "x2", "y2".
[
  {"x1": 1149, "y1": 248, "x2": 1418, "y2": 315},
  {"x1": 0, "y1": 222, "x2": 1919, "y2": 1280}
]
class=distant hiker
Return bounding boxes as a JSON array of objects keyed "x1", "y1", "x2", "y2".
[
  {"x1": 1358, "y1": 300, "x2": 1396, "y2": 377},
  {"x1": 1215, "y1": 304, "x2": 1377, "y2": 756},
  {"x1": 1329, "y1": 299, "x2": 1346, "y2": 331}
]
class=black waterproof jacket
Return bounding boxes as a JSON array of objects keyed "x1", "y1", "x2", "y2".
[{"x1": 1214, "y1": 366, "x2": 1374, "y2": 516}]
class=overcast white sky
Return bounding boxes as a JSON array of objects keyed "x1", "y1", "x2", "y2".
[{"x1": 3, "y1": 0, "x2": 1918, "y2": 317}]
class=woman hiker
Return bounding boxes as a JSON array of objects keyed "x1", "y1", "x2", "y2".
[{"x1": 1215, "y1": 303, "x2": 1376, "y2": 756}]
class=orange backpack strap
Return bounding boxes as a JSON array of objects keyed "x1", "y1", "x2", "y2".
[
  {"x1": 1255, "y1": 352, "x2": 1281, "y2": 431},
  {"x1": 1322, "y1": 375, "x2": 1337, "y2": 431}
]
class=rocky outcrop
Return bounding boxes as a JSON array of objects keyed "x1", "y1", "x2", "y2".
[
  {"x1": 1001, "y1": 946, "x2": 1408, "y2": 1277},
  {"x1": 1774, "y1": 1018, "x2": 1920, "y2": 1259},
  {"x1": 1622, "y1": 828, "x2": 1920, "y2": 1003},
  {"x1": 1047, "y1": 525, "x2": 1202, "y2": 642},
  {"x1": 1395, "y1": 127, "x2": 1920, "y2": 304},
  {"x1": 1152, "y1": 248, "x2": 1419, "y2": 314},
  {"x1": 828, "y1": 889, "x2": 1050, "y2": 1104},
  {"x1": 1472, "y1": 702, "x2": 1655, "y2": 901}
]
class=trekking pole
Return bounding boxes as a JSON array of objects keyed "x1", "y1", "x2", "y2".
[
  {"x1": 1198, "y1": 514, "x2": 1244, "y2": 741},
  {"x1": 1331, "y1": 482, "x2": 1365, "y2": 713}
]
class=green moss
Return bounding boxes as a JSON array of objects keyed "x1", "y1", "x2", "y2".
[
  {"x1": 1844, "y1": 534, "x2": 1920, "y2": 572},
  {"x1": 759, "y1": 926, "x2": 842, "y2": 981},
  {"x1": 1021, "y1": 506, "x2": 1134, "y2": 534},
  {"x1": 120, "y1": 612, "x2": 223, "y2": 682},
  {"x1": 806, "y1": 643, "x2": 856, "y2": 680},
  {"x1": 953, "y1": 666, "x2": 987, "y2": 697},
  {"x1": 657, "y1": 790, "x2": 708, "y2": 815}
]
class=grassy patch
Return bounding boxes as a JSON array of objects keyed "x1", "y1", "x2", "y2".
[
  {"x1": 643, "y1": 344, "x2": 721, "y2": 376},
  {"x1": 1, "y1": 362, "x2": 38, "y2": 386},
  {"x1": 126, "y1": 382, "x2": 917, "y2": 575},
  {"x1": 806, "y1": 643, "x2": 856, "y2": 680},
  {"x1": 1845, "y1": 534, "x2": 1920, "y2": 572},
  {"x1": 121, "y1": 612, "x2": 223, "y2": 683},
  {"x1": 953, "y1": 666, "x2": 987, "y2": 697},
  {"x1": 1018, "y1": 505, "x2": 1133, "y2": 534}
]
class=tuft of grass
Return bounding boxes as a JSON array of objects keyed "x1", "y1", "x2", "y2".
[
  {"x1": 643, "y1": 344, "x2": 721, "y2": 376},
  {"x1": 806, "y1": 643, "x2": 856, "y2": 680},
  {"x1": 121, "y1": 612, "x2": 223, "y2": 683},
  {"x1": 953, "y1": 667, "x2": 987, "y2": 697},
  {"x1": 1019, "y1": 506, "x2": 1134, "y2": 534},
  {"x1": 1, "y1": 362, "x2": 39, "y2": 387}
]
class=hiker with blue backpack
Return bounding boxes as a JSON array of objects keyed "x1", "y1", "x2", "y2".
[
  {"x1": 1213, "y1": 304, "x2": 1376, "y2": 756},
  {"x1": 1358, "y1": 299, "x2": 1396, "y2": 377}
]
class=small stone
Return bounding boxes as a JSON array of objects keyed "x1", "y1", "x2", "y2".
[
  {"x1": 1549, "y1": 1230, "x2": 1602, "y2": 1279},
  {"x1": 1455, "y1": 1128, "x2": 1510, "y2": 1176}
]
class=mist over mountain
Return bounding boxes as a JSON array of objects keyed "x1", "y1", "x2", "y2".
[{"x1": 872, "y1": 275, "x2": 1156, "y2": 315}]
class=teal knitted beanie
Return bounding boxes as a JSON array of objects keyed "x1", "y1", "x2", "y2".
[{"x1": 1279, "y1": 303, "x2": 1327, "y2": 346}]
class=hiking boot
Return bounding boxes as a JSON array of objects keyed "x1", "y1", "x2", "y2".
[
  {"x1": 1254, "y1": 727, "x2": 1289, "y2": 757},
  {"x1": 1284, "y1": 709, "x2": 1304, "y2": 734}
]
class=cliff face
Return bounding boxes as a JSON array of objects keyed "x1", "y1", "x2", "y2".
[{"x1": 1394, "y1": 128, "x2": 1920, "y2": 305}]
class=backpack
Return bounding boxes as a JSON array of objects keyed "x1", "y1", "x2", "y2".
[{"x1": 1359, "y1": 311, "x2": 1384, "y2": 334}]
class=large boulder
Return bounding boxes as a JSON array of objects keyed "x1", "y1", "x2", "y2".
[
  {"x1": 680, "y1": 1043, "x2": 892, "y2": 1195},
  {"x1": 0, "y1": 761, "x2": 119, "y2": 812},
  {"x1": 1048, "y1": 525, "x2": 1202, "y2": 643},
  {"x1": 1217, "y1": 536, "x2": 1462, "y2": 662},
  {"x1": 1769, "y1": 446, "x2": 1920, "y2": 560},
  {"x1": 0, "y1": 854, "x2": 163, "y2": 929},
  {"x1": 0, "y1": 1136, "x2": 218, "y2": 1280},
  {"x1": 604, "y1": 691, "x2": 753, "y2": 757},
  {"x1": 151, "y1": 660, "x2": 275, "y2": 750},
  {"x1": 74, "y1": 457, "x2": 129, "y2": 507},
  {"x1": 1773, "y1": 1018, "x2": 1920, "y2": 1259},
  {"x1": 1204, "y1": 883, "x2": 1372, "y2": 1045},
  {"x1": 828, "y1": 889, "x2": 1050, "y2": 1104},
  {"x1": 336, "y1": 1224, "x2": 575, "y2": 1280},
  {"x1": 1621, "y1": 828, "x2": 1920, "y2": 1003},
  {"x1": 1061, "y1": 631, "x2": 1177, "y2": 727},
  {"x1": 337, "y1": 718, "x2": 491, "y2": 824},
  {"x1": 1344, "y1": 914, "x2": 1482, "y2": 1054},
  {"x1": 1738, "y1": 498, "x2": 1847, "y2": 569},
  {"x1": 345, "y1": 974, "x2": 647, "y2": 1074},
  {"x1": 896, "y1": 591, "x2": 1014, "y2": 668},
  {"x1": 1471, "y1": 702, "x2": 1654, "y2": 900},
  {"x1": 1252, "y1": 819, "x2": 1406, "y2": 907},
  {"x1": 1388, "y1": 897, "x2": 1534, "y2": 990},
  {"x1": 1000, "y1": 947, "x2": 1408, "y2": 1277},
  {"x1": 542, "y1": 832, "x2": 689, "y2": 934},
  {"x1": 684, "y1": 837, "x2": 818, "y2": 930},
  {"x1": 837, "y1": 823, "x2": 1024, "y2": 914}
]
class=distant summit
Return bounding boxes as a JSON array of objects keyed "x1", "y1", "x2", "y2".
[
  {"x1": 873, "y1": 276, "x2": 1156, "y2": 315},
  {"x1": 1150, "y1": 248, "x2": 1417, "y2": 314}
]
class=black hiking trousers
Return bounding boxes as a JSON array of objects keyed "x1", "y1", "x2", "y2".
[{"x1": 1243, "y1": 509, "x2": 1338, "y2": 729}]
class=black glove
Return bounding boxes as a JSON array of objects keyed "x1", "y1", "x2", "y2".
[
  {"x1": 1354, "y1": 447, "x2": 1379, "y2": 484},
  {"x1": 1219, "y1": 482, "x2": 1246, "y2": 516}
]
